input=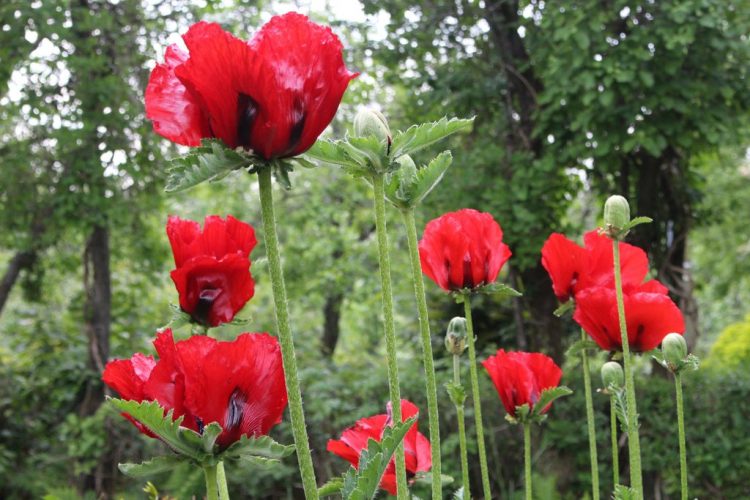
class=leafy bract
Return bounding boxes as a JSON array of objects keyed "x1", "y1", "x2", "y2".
[
  {"x1": 165, "y1": 139, "x2": 253, "y2": 192},
  {"x1": 390, "y1": 117, "x2": 474, "y2": 158}
]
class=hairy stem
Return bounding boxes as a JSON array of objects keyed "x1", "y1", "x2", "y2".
[
  {"x1": 453, "y1": 354, "x2": 470, "y2": 497},
  {"x1": 402, "y1": 209, "x2": 442, "y2": 498},
  {"x1": 204, "y1": 464, "x2": 219, "y2": 500},
  {"x1": 372, "y1": 174, "x2": 407, "y2": 498},
  {"x1": 463, "y1": 295, "x2": 492, "y2": 499},
  {"x1": 675, "y1": 372, "x2": 688, "y2": 500},
  {"x1": 581, "y1": 330, "x2": 601, "y2": 500},
  {"x1": 217, "y1": 461, "x2": 230, "y2": 500},
  {"x1": 612, "y1": 240, "x2": 643, "y2": 497},
  {"x1": 611, "y1": 396, "x2": 620, "y2": 487},
  {"x1": 524, "y1": 422, "x2": 532, "y2": 500},
  {"x1": 258, "y1": 167, "x2": 318, "y2": 499}
]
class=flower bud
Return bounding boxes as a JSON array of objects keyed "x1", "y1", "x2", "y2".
[
  {"x1": 353, "y1": 108, "x2": 391, "y2": 143},
  {"x1": 661, "y1": 333, "x2": 688, "y2": 370},
  {"x1": 445, "y1": 317, "x2": 467, "y2": 355},
  {"x1": 601, "y1": 361, "x2": 624, "y2": 389},
  {"x1": 603, "y1": 195, "x2": 631, "y2": 237}
]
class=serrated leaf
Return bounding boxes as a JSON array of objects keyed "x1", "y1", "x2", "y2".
[
  {"x1": 219, "y1": 434, "x2": 295, "y2": 463},
  {"x1": 445, "y1": 382, "x2": 467, "y2": 406},
  {"x1": 613, "y1": 484, "x2": 637, "y2": 500},
  {"x1": 391, "y1": 117, "x2": 474, "y2": 158},
  {"x1": 302, "y1": 140, "x2": 353, "y2": 167},
  {"x1": 531, "y1": 386, "x2": 573, "y2": 421},
  {"x1": 201, "y1": 423, "x2": 223, "y2": 454},
  {"x1": 476, "y1": 282, "x2": 522, "y2": 299},
  {"x1": 621, "y1": 216, "x2": 653, "y2": 233},
  {"x1": 452, "y1": 486, "x2": 467, "y2": 499},
  {"x1": 553, "y1": 301, "x2": 575, "y2": 317},
  {"x1": 346, "y1": 136, "x2": 390, "y2": 174},
  {"x1": 109, "y1": 399, "x2": 206, "y2": 461},
  {"x1": 164, "y1": 303, "x2": 191, "y2": 330},
  {"x1": 165, "y1": 139, "x2": 252, "y2": 192},
  {"x1": 341, "y1": 416, "x2": 417, "y2": 500},
  {"x1": 394, "y1": 156, "x2": 419, "y2": 203},
  {"x1": 413, "y1": 471, "x2": 454, "y2": 487},
  {"x1": 318, "y1": 478, "x2": 345, "y2": 497},
  {"x1": 118, "y1": 456, "x2": 185, "y2": 478},
  {"x1": 410, "y1": 151, "x2": 453, "y2": 205},
  {"x1": 565, "y1": 338, "x2": 599, "y2": 359}
]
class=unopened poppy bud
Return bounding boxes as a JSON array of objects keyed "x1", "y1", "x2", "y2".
[
  {"x1": 662, "y1": 333, "x2": 688, "y2": 369},
  {"x1": 601, "y1": 361, "x2": 624, "y2": 389},
  {"x1": 396, "y1": 154, "x2": 416, "y2": 170},
  {"x1": 604, "y1": 195, "x2": 631, "y2": 237},
  {"x1": 445, "y1": 317, "x2": 467, "y2": 355},
  {"x1": 353, "y1": 108, "x2": 391, "y2": 144}
]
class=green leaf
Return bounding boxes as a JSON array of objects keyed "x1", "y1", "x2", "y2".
[
  {"x1": 553, "y1": 301, "x2": 574, "y2": 317},
  {"x1": 621, "y1": 216, "x2": 653, "y2": 233},
  {"x1": 413, "y1": 471, "x2": 454, "y2": 487},
  {"x1": 346, "y1": 136, "x2": 390, "y2": 174},
  {"x1": 164, "y1": 303, "x2": 191, "y2": 330},
  {"x1": 118, "y1": 456, "x2": 185, "y2": 478},
  {"x1": 613, "y1": 484, "x2": 638, "y2": 500},
  {"x1": 165, "y1": 139, "x2": 253, "y2": 193},
  {"x1": 341, "y1": 416, "x2": 417, "y2": 500},
  {"x1": 304, "y1": 140, "x2": 354, "y2": 167},
  {"x1": 565, "y1": 338, "x2": 599, "y2": 359},
  {"x1": 410, "y1": 151, "x2": 453, "y2": 206},
  {"x1": 390, "y1": 117, "x2": 474, "y2": 158},
  {"x1": 318, "y1": 478, "x2": 345, "y2": 497},
  {"x1": 109, "y1": 399, "x2": 207, "y2": 461},
  {"x1": 531, "y1": 386, "x2": 573, "y2": 421},
  {"x1": 201, "y1": 422, "x2": 223, "y2": 454},
  {"x1": 445, "y1": 381, "x2": 466, "y2": 406},
  {"x1": 219, "y1": 434, "x2": 295, "y2": 464},
  {"x1": 476, "y1": 282, "x2": 522, "y2": 299},
  {"x1": 452, "y1": 486, "x2": 467, "y2": 499}
]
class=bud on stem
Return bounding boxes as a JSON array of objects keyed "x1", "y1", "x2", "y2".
[
  {"x1": 445, "y1": 316, "x2": 468, "y2": 355},
  {"x1": 601, "y1": 361, "x2": 625, "y2": 391},
  {"x1": 603, "y1": 195, "x2": 631, "y2": 239},
  {"x1": 353, "y1": 108, "x2": 391, "y2": 145}
]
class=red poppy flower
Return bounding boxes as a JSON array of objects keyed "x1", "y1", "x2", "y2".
[
  {"x1": 418, "y1": 208, "x2": 512, "y2": 291},
  {"x1": 145, "y1": 13, "x2": 358, "y2": 160},
  {"x1": 167, "y1": 215, "x2": 257, "y2": 327},
  {"x1": 541, "y1": 230, "x2": 660, "y2": 302},
  {"x1": 573, "y1": 284, "x2": 685, "y2": 352},
  {"x1": 102, "y1": 329, "x2": 288, "y2": 449},
  {"x1": 327, "y1": 399, "x2": 431, "y2": 495},
  {"x1": 482, "y1": 350, "x2": 563, "y2": 418}
]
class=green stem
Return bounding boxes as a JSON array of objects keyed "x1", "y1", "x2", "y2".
[
  {"x1": 371, "y1": 174, "x2": 407, "y2": 498},
  {"x1": 675, "y1": 372, "x2": 688, "y2": 500},
  {"x1": 402, "y1": 209, "x2": 442, "y2": 498},
  {"x1": 454, "y1": 354, "x2": 470, "y2": 497},
  {"x1": 610, "y1": 396, "x2": 620, "y2": 487},
  {"x1": 257, "y1": 167, "x2": 319, "y2": 499},
  {"x1": 612, "y1": 240, "x2": 643, "y2": 497},
  {"x1": 463, "y1": 295, "x2": 492, "y2": 499},
  {"x1": 216, "y1": 461, "x2": 230, "y2": 500},
  {"x1": 581, "y1": 330, "x2": 601, "y2": 500},
  {"x1": 524, "y1": 422, "x2": 532, "y2": 500},
  {"x1": 204, "y1": 464, "x2": 219, "y2": 500}
]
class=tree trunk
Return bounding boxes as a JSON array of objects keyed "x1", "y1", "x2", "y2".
[
  {"x1": 321, "y1": 291, "x2": 344, "y2": 357},
  {"x1": 0, "y1": 250, "x2": 36, "y2": 316}
]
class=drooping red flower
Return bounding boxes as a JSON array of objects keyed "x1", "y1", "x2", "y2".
[
  {"x1": 541, "y1": 230, "x2": 664, "y2": 302},
  {"x1": 145, "y1": 13, "x2": 358, "y2": 160},
  {"x1": 482, "y1": 349, "x2": 563, "y2": 418},
  {"x1": 573, "y1": 284, "x2": 685, "y2": 352},
  {"x1": 327, "y1": 399, "x2": 431, "y2": 495},
  {"x1": 102, "y1": 329, "x2": 288, "y2": 449},
  {"x1": 419, "y1": 208, "x2": 512, "y2": 291},
  {"x1": 167, "y1": 215, "x2": 257, "y2": 327}
]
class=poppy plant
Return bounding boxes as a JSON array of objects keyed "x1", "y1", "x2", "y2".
[
  {"x1": 103, "y1": 328, "x2": 288, "y2": 449},
  {"x1": 541, "y1": 230, "x2": 664, "y2": 303},
  {"x1": 574, "y1": 284, "x2": 685, "y2": 352},
  {"x1": 327, "y1": 399, "x2": 431, "y2": 495},
  {"x1": 145, "y1": 12, "x2": 358, "y2": 160},
  {"x1": 482, "y1": 349, "x2": 563, "y2": 418},
  {"x1": 418, "y1": 208, "x2": 512, "y2": 291},
  {"x1": 167, "y1": 215, "x2": 256, "y2": 327}
]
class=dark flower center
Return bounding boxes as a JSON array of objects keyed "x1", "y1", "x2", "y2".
[
  {"x1": 225, "y1": 387, "x2": 247, "y2": 433},
  {"x1": 237, "y1": 93, "x2": 259, "y2": 149},
  {"x1": 194, "y1": 287, "x2": 222, "y2": 325}
]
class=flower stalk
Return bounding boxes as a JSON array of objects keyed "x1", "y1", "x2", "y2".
[
  {"x1": 372, "y1": 173, "x2": 408, "y2": 498},
  {"x1": 610, "y1": 396, "x2": 620, "y2": 487},
  {"x1": 580, "y1": 330, "x2": 601, "y2": 500},
  {"x1": 257, "y1": 166, "x2": 319, "y2": 499},
  {"x1": 612, "y1": 238, "x2": 643, "y2": 497},
  {"x1": 402, "y1": 208, "x2": 442, "y2": 498},
  {"x1": 217, "y1": 462, "x2": 230, "y2": 500},
  {"x1": 204, "y1": 464, "x2": 219, "y2": 500},
  {"x1": 452, "y1": 353, "x2": 470, "y2": 496},
  {"x1": 463, "y1": 294, "x2": 492, "y2": 499},
  {"x1": 675, "y1": 372, "x2": 688, "y2": 500},
  {"x1": 523, "y1": 422, "x2": 532, "y2": 500}
]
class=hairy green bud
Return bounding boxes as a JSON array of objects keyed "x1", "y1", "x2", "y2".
[
  {"x1": 353, "y1": 108, "x2": 391, "y2": 144},
  {"x1": 445, "y1": 316, "x2": 467, "y2": 355},
  {"x1": 601, "y1": 361, "x2": 624, "y2": 390},
  {"x1": 662, "y1": 333, "x2": 688, "y2": 370},
  {"x1": 603, "y1": 195, "x2": 631, "y2": 239}
]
